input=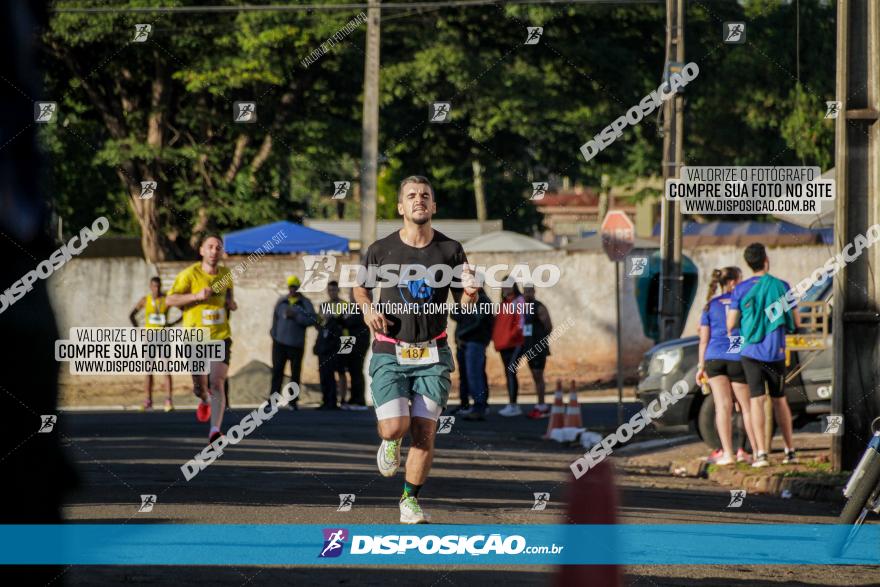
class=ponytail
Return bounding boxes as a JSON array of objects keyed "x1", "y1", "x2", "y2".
[
  {"x1": 704, "y1": 266, "x2": 743, "y2": 311},
  {"x1": 704, "y1": 269, "x2": 723, "y2": 312}
]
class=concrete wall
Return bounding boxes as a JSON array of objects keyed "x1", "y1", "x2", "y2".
[{"x1": 47, "y1": 245, "x2": 831, "y2": 386}]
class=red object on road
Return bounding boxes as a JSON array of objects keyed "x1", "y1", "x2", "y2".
[
  {"x1": 555, "y1": 460, "x2": 622, "y2": 587},
  {"x1": 600, "y1": 210, "x2": 636, "y2": 262}
]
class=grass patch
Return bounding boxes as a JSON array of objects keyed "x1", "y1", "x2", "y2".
[
  {"x1": 707, "y1": 459, "x2": 849, "y2": 483},
  {"x1": 780, "y1": 469, "x2": 849, "y2": 482}
]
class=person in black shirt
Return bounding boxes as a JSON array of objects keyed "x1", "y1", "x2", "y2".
[
  {"x1": 341, "y1": 288, "x2": 370, "y2": 410},
  {"x1": 353, "y1": 175, "x2": 478, "y2": 524},
  {"x1": 450, "y1": 287, "x2": 494, "y2": 420},
  {"x1": 314, "y1": 281, "x2": 346, "y2": 410},
  {"x1": 522, "y1": 284, "x2": 554, "y2": 419}
]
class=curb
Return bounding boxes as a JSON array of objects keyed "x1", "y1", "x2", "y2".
[
  {"x1": 615, "y1": 434, "x2": 699, "y2": 456},
  {"x1": 670, "y1": 458, "x2": 846, "y2": 503}
]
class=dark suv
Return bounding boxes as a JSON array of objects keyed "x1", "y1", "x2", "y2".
[{"x1": 636, "y1": 279, "x2": 833, "y2": 449}]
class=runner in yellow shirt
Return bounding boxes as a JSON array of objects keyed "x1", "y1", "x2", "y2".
[
  {"x1": 166, "y1": 235, "x2": 237, "y2": 443},
  {"x1": 129, "y1": 277, "x2": 179, "y2": 412}
]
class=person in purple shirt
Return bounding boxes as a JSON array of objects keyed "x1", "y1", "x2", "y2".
[
  {"x1": 696, "y1": 266, "x2": 758, "y2": 466},
  {"x1": 726, "y1": 243, "x2": 800, "y2": 468}
]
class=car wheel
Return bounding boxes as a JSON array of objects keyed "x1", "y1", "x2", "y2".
[{"x1": 697, "y1": 393, "x2": 721, "y2": 450}]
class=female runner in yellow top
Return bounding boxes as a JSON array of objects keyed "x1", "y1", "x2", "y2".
[{"x1": 129, "y1": 276, "x2": 180, "y2": 411}]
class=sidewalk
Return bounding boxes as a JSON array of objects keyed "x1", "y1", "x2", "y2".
[{"x1": 628, "y1": 432, "x2": 849, "y2": 503}]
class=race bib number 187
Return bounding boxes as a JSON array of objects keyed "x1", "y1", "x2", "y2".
[{"x1": 395, "y1": 341, "x2": 440, "y2": 365}]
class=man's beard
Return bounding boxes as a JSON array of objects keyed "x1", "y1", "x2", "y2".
[{"x1": 411, "y1": 213, "x2": 430, "y2": 226}]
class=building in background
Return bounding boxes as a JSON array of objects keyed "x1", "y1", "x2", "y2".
[
  {"x1": 533, "y1": 188, "x2": 637, "y2": 247},
  {"x1": 463, "y1": 230, "x2": 554, "y2": 253}
]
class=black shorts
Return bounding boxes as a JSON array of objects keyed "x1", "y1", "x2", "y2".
[
  {"x1": 196, "y1": 339, "x2": 233, "y2": 366},
  {"x1": 190, "y1": 339, "x2": 232, "y2": 396},
  {"x1": 221, "y1": 338, "x2": 232, "y2": 365},
  {"x1": 704, "y1": 359, "x2": 746, "y2": 384},
  {"x1": 740, "y1": 356, "x2": 785, "y2": 398},
  {"x1": 527, "y1": 354, "x2": 547, "y2": 370}
]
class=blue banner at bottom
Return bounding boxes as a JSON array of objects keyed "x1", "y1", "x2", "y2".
[{"x1": 1, "y1": 524, "x2": 877, "y2": 565}]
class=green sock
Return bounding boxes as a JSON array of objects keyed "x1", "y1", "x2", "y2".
[{"x1": 402, "y1": 480, "x2": 422, "y2": 499}]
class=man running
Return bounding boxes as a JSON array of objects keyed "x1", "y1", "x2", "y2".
[
  {"x1": 353, "y1": 175, "x2": 478, "y2": 524},
  {"x1": 166, "y1": 235, "x2": 236, "y2": 444}
]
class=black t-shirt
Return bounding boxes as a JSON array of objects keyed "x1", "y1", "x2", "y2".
[
  {"x1": 524, "y1": 299, "x2": 551, "y2": 357},
  {"x1": 361, "y1": 229, "x2": 468, "y2": 343}
]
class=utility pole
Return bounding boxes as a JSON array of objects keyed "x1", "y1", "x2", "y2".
[
  {"x1": 359, "y1": 0, "x2": 381, "y2": 254},
  {"x1": 658, "y1": 0, "x2": 685, "y2": 341},
  {"x1": 832, "y1": 0, "x2": 880, "y2": 471}
]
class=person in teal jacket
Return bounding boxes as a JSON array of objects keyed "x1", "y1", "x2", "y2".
[{"x1": 726, "y1": 243, "x2": 800, "y2": 468}]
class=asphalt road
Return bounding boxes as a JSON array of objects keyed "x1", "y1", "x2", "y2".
[{"x1": 54, "y1": 403, "x2": 878, "y2": 586}]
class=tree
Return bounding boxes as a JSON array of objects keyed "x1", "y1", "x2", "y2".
[
  {"x1": 42, "y1": 0, "x2": 835, "y2": 252},
  {"x1": 45, "y1": 1, "x2": 366, "y2": 260}
]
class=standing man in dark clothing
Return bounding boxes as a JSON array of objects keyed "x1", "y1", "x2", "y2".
[
  {"x1": 342, "y1": 288, "x2": 370, "y2": 410},
  {"x1": 450, "y1": 316, "x2": 473, "y2": 414},
  {"x1": 270, "y1": 275, "x2": 317, "y2": 410},
  {"x1": 522, "y1": 284, "x2": 553, "y2": 419},
  {"x1": 451, "y1": 287, "x2": 495, "y2": 420},
  {"x1": 315, "y1": 280, "x2": 346, "y2": 410},
  {"x1": 727, "y1": 243, "x2": 799, "y2": 467}
]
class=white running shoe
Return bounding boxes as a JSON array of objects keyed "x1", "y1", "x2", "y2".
[
  {"x1": 498, "y1": 404, "x2": 523, "y2": 417},
  {"x1": 751, "y1": 452, "x2": 770, "y2": 468},
  {"x1": 714, "y1": 454, "x2": 736, "y2": 466},
  {"x1": 400, "y1": 496, "x2": 430, "y2": 524},
  {"x1": 377, "y1": 438, "x2": 401, "y2": 477}
]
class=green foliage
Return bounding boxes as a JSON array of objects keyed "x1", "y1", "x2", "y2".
[
  {"x1": 45, "y1": 0, "x2": 365, "y2": 256},
  {"x1": 780, "y1": 85, "x2": 835, "y2": 169},
  {"x1": 42, "y1": 0, "x2": 836, "y2": 256}
]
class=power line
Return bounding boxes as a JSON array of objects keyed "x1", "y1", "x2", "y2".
[{"x1": 55, "y1": 0, "x2": 662, "y2": 15}]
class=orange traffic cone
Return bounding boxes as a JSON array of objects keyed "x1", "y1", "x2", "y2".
[
  {"x1": 543, "y1": 380, "x2": 565, "y2": 439},
  {"x1": 564, "y1": 380, "x2": 583, "y2": 428}
]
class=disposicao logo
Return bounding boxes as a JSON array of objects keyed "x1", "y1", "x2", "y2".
[
  {"x1": 316, "y1": 530, "x2": 564, "y2": 558},
  {"x1": 319, "y1": 528, "x2": 348, "y2": 558}
]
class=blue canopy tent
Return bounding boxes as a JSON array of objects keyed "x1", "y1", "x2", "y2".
[{"x1": 223, "y1": 221, "x2": 349, "y2": 254}]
